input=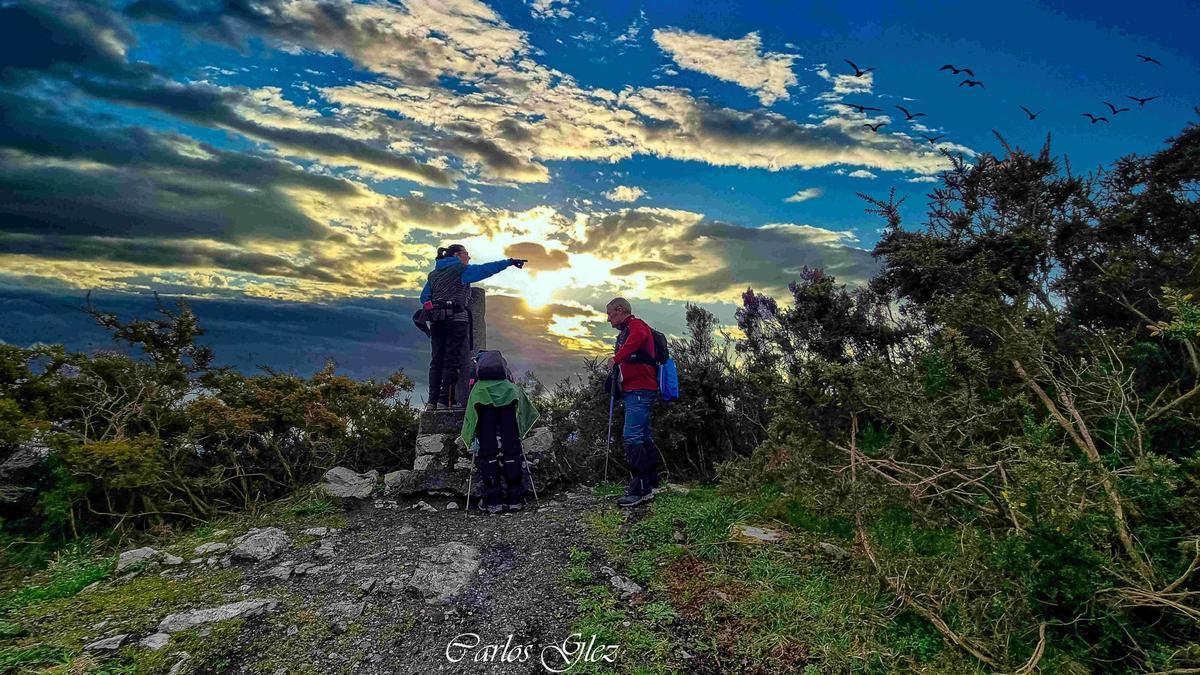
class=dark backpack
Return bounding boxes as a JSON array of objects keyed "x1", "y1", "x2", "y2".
[
  {"x1": 630, "y1": 326, "x2": 669, "y2": 366},
  {"x1": 472, "y1": 350, "x2": 512, "y2": 381}
]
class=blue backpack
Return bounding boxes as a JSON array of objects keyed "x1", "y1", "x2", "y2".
[{"x1": 658, "y1": 357, "x2": 680, "y2": 402}]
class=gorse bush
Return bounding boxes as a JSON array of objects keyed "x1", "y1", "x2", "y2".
[
  {"x1": 0, "y1": 297, "x2": 418, "y2": 566},
  {"x1": 714, "y1": 122, "x2": 1200, "y2": 671}
]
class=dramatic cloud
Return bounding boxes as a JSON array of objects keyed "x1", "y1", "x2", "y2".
[
  {"x1": 652, "y1": 29, "x2": 798, "y2": 105},
  {"x1": 848, "y1": 169, "x2": 877, "y2": 179},
  {"x1": 126, "y1": 0, "x2": 527, "y2": 85},
  {"x1": 603, "y1": 185, "x2": 646, "y2": 202},
  {"x1": 503, "y1": 242, "x2": 569, "y2": 271},
  {"x1": 784, "y1": 187, "x2": 824, "y2": 203}
]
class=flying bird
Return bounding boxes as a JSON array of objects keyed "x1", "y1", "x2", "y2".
[
  {"x1": 1019, "y1": 106, "x2": 1043, "y2": 120},
  {"x1": 863, "y1": 122, "x2": 887, "y2": 132},
  {"x1": 1082, "y1": 113, "x2": 1110, "y2": 124},
  {"x1": 921, "y1": 134, "x2": 946, "y2": 144},
  {"x1": 844, "y1": 59, "x2": 874, "y2": 77},
  {"x1": 1136, "y1": 54, "x2": 1163, "y2": 65},
  {"x1": 895, "y1": 106, "x2": 927, "y2": 120},
  {"x1": 1127, "y1": 95, "x2": 1159, "y2": 106},
  {"x1": 958, "y1": 79, "x2": 985, "y2": 88},
  {"x1": 1103, "y1": 101, "x2": 1130, "y2": 115},
  {"x1": 845, "y1": 103, "x2": 883, "y2": 113},
  {"x1": 939, "y1": 64, "x2": 975, "y2": 77}
]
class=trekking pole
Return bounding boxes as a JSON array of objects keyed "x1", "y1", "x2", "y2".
[
  {"x1": 519, "y1": 440, "x2": 539, "y2": 505},
  {"x1": 465, "y1": 438, "x2": 476, "y2": 510},
  {"x1": 604, "y1": 368, "x2": 615, "y2": 484}
]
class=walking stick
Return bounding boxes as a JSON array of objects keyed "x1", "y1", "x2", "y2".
[{"x1": 604, "y1": 368, "x2": 615, "y2": 484}]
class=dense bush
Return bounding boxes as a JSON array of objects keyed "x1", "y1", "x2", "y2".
[
  {"x1": 714, "y1": 123, "x2": 1200, "y2": 671},
  {"x1": 0, "y1": 298, "x2": 418, "y2": 567}
]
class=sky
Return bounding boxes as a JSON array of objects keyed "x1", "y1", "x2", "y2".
[{"x1": 1, "y1": 0, "x2": 1197, "y2": 399}]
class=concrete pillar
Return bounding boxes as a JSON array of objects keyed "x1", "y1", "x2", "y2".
[{"x1": 453, "y1": 288, "x2": 486, "y2": 406}]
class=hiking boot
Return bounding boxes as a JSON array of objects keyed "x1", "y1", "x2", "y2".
[
  {"x1": 506, "y1": 502, "x2": 524, "y2": 512},
  {"x1": 617, "y1": 493, "x2": 654, "y2": 508},
  {"x1": 485, "y1": 503, "x2": 505, "y2": 514}
]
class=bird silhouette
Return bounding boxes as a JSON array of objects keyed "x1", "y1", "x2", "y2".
[
  {"x1": 958, "y1": 79, "x2": 985, "y2": 88},
  {"x1": 1081, "y1": 113, "x2": 1110, "y2": 124},
  {"x1": 921, "y1": 134, "x2": 946, "y2": 144},
  {"x1": 938, "y1": 64, "x2": 975, "y2": 77},
  {"x1": 844, "y1": 59, "x2": 874, "y2": 77},
  {"x1": 1103, "y1": 101, "x2": 1130, "y2": 115},
  {"x1": 1127, "y1": 95, "x2": 1159, "y2": 106},
  {"x1": 1136, "y1": 54, "x2": 1163, "y2": 65},
  {"x1": 844, "y1": 103, "x2": 883, "y2": 113},
  {"x1": 895, "y1": 106, "x2": 927, "y2": 120},
  {"x1": 1019, "y1": 106, "x2": 1043, "y2": 120},
  {"x1": 863, "y1": 122, "x2": 886, "y2": 132}
]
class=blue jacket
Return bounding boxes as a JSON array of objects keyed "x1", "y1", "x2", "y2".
[{"x1": 419, "y1": 257, "x2": 514, "y2": 304}]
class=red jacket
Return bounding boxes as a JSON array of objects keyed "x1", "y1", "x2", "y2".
[{"x1": 613, "y1": 316, "x2": 657, "y2": 392}]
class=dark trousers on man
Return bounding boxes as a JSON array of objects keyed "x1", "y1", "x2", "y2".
[
  {"x1": 621, "y1": 389, "x2": 662, "y2": 497},
  {"x1": 428, "y1": 320, "x2": 469, "y2": 406},
  {"x1": 476, "y1": 402, "x2": 527, "y2": 508}
]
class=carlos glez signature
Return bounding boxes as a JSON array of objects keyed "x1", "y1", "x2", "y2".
[{"x1": 446, "y1": 632, "x2": 620, "y2": 672}]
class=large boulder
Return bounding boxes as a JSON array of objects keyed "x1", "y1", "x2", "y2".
[
  {"x1": 320, "y1": 467, "x2": 379, "y2": 499},
  {"x1": 407, "y1": 543, "x2": 481, "y2": 604},
  {"x1": 157, "y1": 599, "x2": 280, "y2": 633},
  {"x1": 231, "y1": 527, "x2": 292, "y2": 562}
]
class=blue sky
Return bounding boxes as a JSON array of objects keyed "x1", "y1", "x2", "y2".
[{"x1": 1, "y1": 0, "x2": 1197, "y2": 396}]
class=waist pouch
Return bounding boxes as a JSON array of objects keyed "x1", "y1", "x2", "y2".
[{"x1": 427, "y1": 299, "x2": 463, "y2": 322}]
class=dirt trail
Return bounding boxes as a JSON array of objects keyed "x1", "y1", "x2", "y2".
[{"x1": 223, "y1": 489, "x2": 616, "y2": 675}]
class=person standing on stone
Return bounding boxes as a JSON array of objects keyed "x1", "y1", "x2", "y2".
[
  {"x1": 419, "y1": 245, "x2": 526, "y2": 411},
  {"x1": 604, "y1": 297, "x2": 663, "y2": 507}
]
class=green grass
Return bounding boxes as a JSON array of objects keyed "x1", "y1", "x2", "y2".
[{"x1": 573, "y1": 483, "x2": 984, "y2": 674}]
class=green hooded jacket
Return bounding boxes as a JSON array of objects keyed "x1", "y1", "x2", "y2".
[{"x1": 460, "y1": 379, "x2": 540, "y2": 447}]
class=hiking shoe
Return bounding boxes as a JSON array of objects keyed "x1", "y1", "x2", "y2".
[
  {"x1": 484, "y1": 504, "x2": 505, "y2": 514},
  {"x1": 506, "y1": 502, "x2": 524, "y2": 512},
  {"x1": 617, "y1": 493, "x2": 654, "y2": 508}
]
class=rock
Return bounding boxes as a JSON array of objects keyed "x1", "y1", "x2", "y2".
[
  {"x1": 162, "y1": 554, "x2": 184, "y2": 566},
  {"x1": 600, "y1": 566, "x2": 643, "y2": 599},
  {"x1": 667, "y1": 483, "x2": 690, "y2": 494},
  {"x1": 407, "y1": 542, "x2": 481, "y2": 604},
  {"x1": 231, "y1": 527, "x2": 292, "y2": 562},
  {"x1": 210, "y1": 529, "x2": 228, "y2": 538},
  {"x1": 331, "y1": 620, "x2": 348, "y2": 635},
  {"x1": 444, "y1": 502, "x2": 458, "y2": 510},
  {"x1": 285, "y1": 625, "x2": 298, "y2": 637},
  {"x1": 301, "y1": 527, "x2": 329, "y2": 537},
  {"x1": 141, "y1": 633, "x2": 171, "y2": 651},
  {"x1": 337, "y1": 574, "x2": 348, "y2": 584},
  {"x1": 359, "y1": 578, "x2": 376, "y2": 594},
  {"x1": 373, "y1": 499, "x2": 400, "y2": 510},
  {"x1": 117, "y1": 547, "x2": 161, "y2": 572},
  {"x1": 672, "y1": 531, "x2": 685, "y2": 543},
  {"x1": 383, "y1": 470, "x2": 419, "y2": 494},
  {"x1": 166, "y1": 652, "x2": 190, "y2": 675},
  {"x1": 522, "y1": 426, "x2": 554, "y2": 458},
  {"x1": 320, "y1": 467, "x2": 379, "y2": 499},
  {"x1": 194, "y1": 542, "x2": 229, "y2": 556},
  {"x1": 309, "y1": 564, "x2": 333, "y2": 575},
  {"x1": 293, "y1": 563, "x2": 314, "y2": 575},
  {"x1": 84, "y1": 634, "x2": 128, "y2": 651},
  {"x1": 315, "y1": 540, "x2": 335, "y2": 558},
  {"x1": 732, "y1": 524, "x2": 787, "y2": 544},
  {"x1": 328, "y1": 601, "x2": 365, "y2": 620},
  {"x1": 412, "y1": 501, "x2": 437, "y2": 512},
  {"x1": 817, "y1": 542, "x2": 851, "y2": 560},
  {"x1": 157, "y1": 599, "x2": 280, "y2": 633},
  {"x1": 266, "y1": 562, "x2": 294, "y2": 580}
]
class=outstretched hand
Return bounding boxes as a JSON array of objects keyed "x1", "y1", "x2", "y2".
[{"x1": 510, "y1": 258, "x2": 528, "y2": 269}]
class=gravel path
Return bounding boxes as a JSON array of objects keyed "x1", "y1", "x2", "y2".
[{"x1": 226, "y1": 489, "x2": 614, "y2": 675}]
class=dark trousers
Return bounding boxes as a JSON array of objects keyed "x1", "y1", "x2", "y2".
[
  {"x1": 428, "y1": 320, "x2": 469, "y2": 406},
  {"x1": 621, "y1": 389, "x2": 661, "y2": 496},
  {"x1": 476, "y1": 403, "x2": 527, "y2": 507}
]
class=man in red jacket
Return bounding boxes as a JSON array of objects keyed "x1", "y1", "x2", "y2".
[{"x1": 605, "y1": 297, "x2": 662, "y2": 506}]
